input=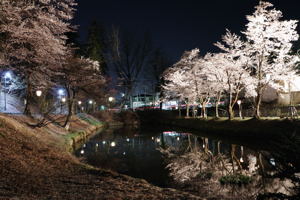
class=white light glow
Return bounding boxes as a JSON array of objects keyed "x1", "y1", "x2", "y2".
[
  {"x1": 110, "y1": 141, "x2": 116, "y2": 147},
  {"x1": 108, "y1": 97, "x2": 114, "y2": 102},
  {"x1": 58, "y1": 89, "x2": 64, "y2": 96},
  {"x1": 36, "y1": 90, "x2": 42, "y2": 97}
]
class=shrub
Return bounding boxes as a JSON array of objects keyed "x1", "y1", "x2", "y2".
[{"x1": 219, "y1": 174, "x2": 252, "y2": 185}]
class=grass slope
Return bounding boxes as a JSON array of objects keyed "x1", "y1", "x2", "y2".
[{"x1": 0, "y1": 114, "x2": 201, "y2": 200}]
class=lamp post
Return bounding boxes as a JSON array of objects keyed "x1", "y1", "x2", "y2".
[
  {"x1": 57, "y1": 89, "x2": 65, "y2": 114},
  {"x1": 88, "y1": 100, "x2": 93, "y2": 113},
  {"x1": 78, "y1": 101, "x2": 82, "y2": 113},
  {"x1": 108, "y1": 97, "x2": 114, "y2": 110},
  {"x1": 3, "y1": 72, "x2": 11, "y2": 111},
  {"x1": 237, "y1": 100, "x2": 242, "y2": 119},
  {"x1": 61, "y1": 97, "x2": 66, "y2": 114}
]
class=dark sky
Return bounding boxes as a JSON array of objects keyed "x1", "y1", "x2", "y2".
[{"x1": 74, "y1": 0, "x2": 300, "y2": 61}]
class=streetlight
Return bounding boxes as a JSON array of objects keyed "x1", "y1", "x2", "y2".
[
  {"x1": 36, "y1": 90, "x2": 42, "y2": 97},
  {"x1": 108, "y1": 97, "x2": 114, "y2": 102},
  {"x1": 110, "y1": 141, "x2": 116, "y2": 147},
  {"x1": 237, "y1": 100, "x2": 242, "y2": 119},
  {"x1": 58, "y1": 89, "x2": 64, "y2": 96},
  {"x1": 60, "y1": 97, "x2": 66, "y2": 114},
  {"x1": 78, "y1": 101, "x2": 82, "y2": 105},
  {"x1": 3, "y1": 72, "x2": 11, "y2": 111}
]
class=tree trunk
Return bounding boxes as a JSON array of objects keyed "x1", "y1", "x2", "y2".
[
  {"x1": 192, "y1": 105, "x2": 196, "y2": 118},
  {"x1": 178, "y1": 102, "x2": 181, "y2": 118},
  {"x1": 254, "y1": 92, "x2": 262, "y2": 119},
  {"x1": 202, "y1": 102, "x2": 207, "y2": 119},
  {"x1": 24, "y1": 80, "x2": 32, "y2": 116},
  {"x1": 228, "y1": 106, "x2": 234, "y2": 120},
  {"x1": 215, "y1": 93, "x2": 221, "y2": 118},
  {"x1": 186, "y1": 103, "x2": 190, "y2": 118},
  {"x1": 63, "y1": 88, "x2": 75, "y2": 129}
]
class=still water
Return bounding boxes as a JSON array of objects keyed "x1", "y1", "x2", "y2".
[{"x1": 75, "y1": 127, "x2": 300, "y2": 199}]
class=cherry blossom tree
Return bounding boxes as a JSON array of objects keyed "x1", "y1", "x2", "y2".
[
  {"x1": 0, "y1": 0, "x2": 76, "y2": 115},
  {"x1": 212, "y1": 31, "x2": 255, "y2": 120},
  {"x1": 242, "y1": 1, "x2": 299, "y2": 118},
  {"x1": 162, "y1": 49, "x2": 201, "y2": 117},
  {"x1": 57, "y1": 56, "x2": 105, "y2": 129}
]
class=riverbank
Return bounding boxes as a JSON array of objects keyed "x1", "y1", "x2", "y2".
[
  {"x1": 0, "y1": 114, "x2": 201, "y2": 200},
  {"x1": 138, "y1": 110, "x2": 299, "y2": 139}
]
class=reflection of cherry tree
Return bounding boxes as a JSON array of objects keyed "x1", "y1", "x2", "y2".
[{"x1": 159, "y1": 135, "x2": 295, "y2": 199}]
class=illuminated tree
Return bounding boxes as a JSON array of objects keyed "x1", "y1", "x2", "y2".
[
  {"x1": 242, "y1": 1, "x2": 299, "y2": 118},
  {"x1": 0, "y1": 0, "x2": 76, "y2": 115},
  {"x1": 212, "y1": 31, "x2": 255, "y2": 119}
]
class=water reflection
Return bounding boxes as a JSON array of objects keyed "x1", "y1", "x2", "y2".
[{"x1": 75, "y1": 128, "x2": 300, "y2": 199}]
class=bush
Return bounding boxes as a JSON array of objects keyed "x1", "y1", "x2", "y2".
[
  {"x1": 117, "y1": 111, "x2": 139, "y2": 125},
  {"x1": 91, "y1": 111, "x2": 115, "y2": 123},
  {"x1": 219, "y1": 174, "x2": 252, "y2": 185}
]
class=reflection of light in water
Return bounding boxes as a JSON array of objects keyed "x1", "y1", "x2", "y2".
[
  {"x1": 177, "y1": 137, "x2": 180, "y2": 141},
  {"x1": 240, "y1": 157, "x2": 244, "y2": 163},
  {"x1": 111, "y1": 141, "x2": 116, "y2": 147},
  {"x1": 80, "y1": 150, "x2": 84, "y2": 154},
  {"x1": 270, "y1": 158, "x2": 276, "y2": 166},
  {"x1": 102, "y1": 141, "x2": 106, "y2": 145},
  {"x1": 126, "y1": 138, "x2": 130, "y2": 142},
  {"x1": 156, "y1": 138, "x2": 161, "y2": 143}
]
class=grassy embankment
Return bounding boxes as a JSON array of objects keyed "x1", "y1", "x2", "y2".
[
  {"x1": 0, "y1": 113, "x2": 201, "y2": 200},
  {"x1": 138, "y1": 110, "x2": 300, "y2": 139}
]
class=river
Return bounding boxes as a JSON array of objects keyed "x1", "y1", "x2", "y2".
[{"x1": 75, "y1": 126, "x2": 300, "y2": 199}]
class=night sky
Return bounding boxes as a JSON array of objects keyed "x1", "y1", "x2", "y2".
[{"x1": 74, "y1": 0, "x2": 300, "y2": 61}]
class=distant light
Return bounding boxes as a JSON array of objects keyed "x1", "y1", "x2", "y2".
[
  {"x1": 111, "y1": 141, "x2": 116, "y2": 147},
  {"x1": 36, "y1": 90, "x2": 42, "y2": 97},
  {"x1": 126, "y1": 138, "x2": 130, "y2": 142},
  {"x1": 81, "y1": 107, "x2": 84, "y2": 111},
  {"x1": 4, "y1": 72, "x2": 11, "y2": 79},
  {"x1": 80, "y1": 150, "x2": 84, "y2": 154},
  {"x1": 89, "y1": 100, "x2": 93, "y2": 104},
  {"x1": 237, "y1": 100, "x2": 242, "y2": 105},
  {"x1": 270, "y1": 158, "x2": 276, "y2": 166},
  {"x1": 177, "y1": 137, "x2": 180, "y2": 141},
  {"x1": 78, "y1": 101, "x2": 82, "y2": 105},
  {"x1": 240, "y1": 157, "x2": 244, "y2": 163},
  {"x1": 102, "y1": 141, "x2": 106, "y2": 145},
  {"x1": 123, "y1": 152, "x2": 126, "y2": 155},
  {"x1": 151, "y1": 137, "x2": 154, "y2": 140},
  {"x1": 202, "y1": 144, "x2": 205, "y2": 148},
  {"x1": 121, "y1": 93, "x2": 125, "y2": 97},
  {"x1": 156, "y1": 138, "x2": 161, "y2": 143},
  {"x1": 83, "y1": 144, "x2": 86, "y2": 148},
  {"x1": 108, "y1": 97, "x2": 114, "y2": 102},
  {"x1": 61, "y1": 97, "x2": 66, "y2": 103},
  {"x1": 58, "y1": 89, "x2": 64, "y2": 96},
  {"x1": 96, "y1": 143, "x2": 98, "y2": 147}
]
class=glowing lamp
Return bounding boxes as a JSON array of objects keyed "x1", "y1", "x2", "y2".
[{"x1": 36, "y1": 90, "x2": 42, "y2": 97}]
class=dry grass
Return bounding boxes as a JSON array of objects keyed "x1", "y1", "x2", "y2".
[{"x1": 0, "y1": 114, "x2": 201, "y2": 200}]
